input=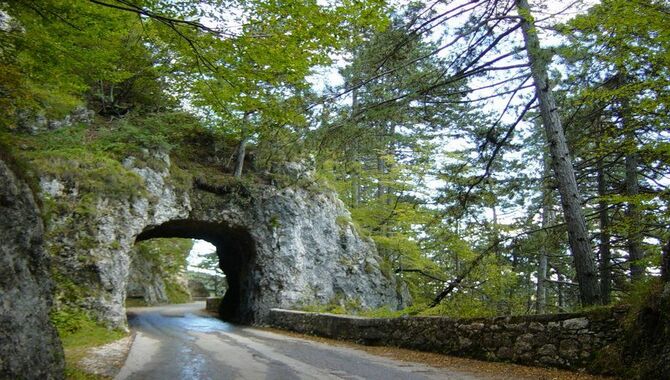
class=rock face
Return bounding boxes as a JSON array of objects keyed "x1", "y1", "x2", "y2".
[
  {"x1": 0, "y1": 159, "x2": 64, "y2": 379},
  {"x1": 17, "y1": 107, "x2": 95, "y2": 134},
  {"x1": 125, "y1": 249, "x2": 169, "y2": 305},
  {"x1": 41, "y1": 152, "x2": 406, "y2": 327},
  {"x1": 126, "y1": 239, "x2": 192, "y2": 305}
]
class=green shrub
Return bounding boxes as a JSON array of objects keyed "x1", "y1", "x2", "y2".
[
  {"x1": 50, "y1": 306, "x2": 125, "y2": 349},
  {"x1": 165, "y1": 282, "x2": 191, "y2": 304},
  {"x1": 51, "y1": 305, "x2": 126, "y2": 380},
  {"x1": 591, "y1": 279, "x2": 670, "y2": 379}
]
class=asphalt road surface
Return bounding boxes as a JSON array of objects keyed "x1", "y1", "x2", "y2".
[{"x1": 115, "y1": 302, "x2": 498, "y2": 380}]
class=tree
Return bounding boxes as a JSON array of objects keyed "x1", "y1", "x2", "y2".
[
  {"x1": 2, "y1": 1, "x2": 168, "y2": 126},
  {"x1": 560, "y1": 0, "x2": 670, "y2": 287},
  {"x1": 195, "y1": 251, "x2": 227, "y2": 296},
  {"x1": 314, "y1": 6, "x2": 477, "y2": 305},
  {"x1": 516, "y1": 0, "x2": 601, "y2": 305},
  {"x1": 4, "y1": 0, "x2": 389, "y2": 175},
  {"x1": 179, "y1": 0, "x2": 390, "y2": 176},
  {"x1": 371, "y1": 0, "x2": 604, "y2": 307},
  {"x1": 663, "y1": 239, "x2": 670, "y2": 283}
]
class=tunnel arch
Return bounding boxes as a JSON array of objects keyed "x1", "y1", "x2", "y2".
[{"x1": 135, "y1": 219, "x2": 257, "y2": 323}]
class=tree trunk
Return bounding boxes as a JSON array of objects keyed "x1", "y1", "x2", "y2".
[
  {"x1": 624, "y1": 125, "x2": 644, "y2": 281},
  {"x1": 662, "y1": 238, "x2": 670, "y2": 283},
  {"x1": 536, "y1": 247, "x2": 548, "y2": 314},
  {"x1": 536, "y1": 148, "x2": 552, "y2": 314},
  {"x1": 506, "y1": 246, "x2": 518, "y2": 315},
  {"x1": 233, "y1": 135, "x2": 248, "y2": 178},
  {"x1": 352, "y1": 175, "x2": 360, "y2": 207},
  {"x1": 596, "y1": 118, "x2": 612, "y2": 304},
  {"x1": 351, "y1": 83, "x2": 363, "y2": 207},
  {"x1": 491, "y1": 203, "x2": 501, "y2": 260},
  {"x1": 376, "y1": 156, "x2": 385, "y2": 199},
  {"x1": 517, "y1": 0, "x2": 601, "y2": 305},
  {"x1": 429, "y1": 250, "x2": 488, "y2": 308},
  {"x1": 385, "y1": 124, "x2": 396, "y2": 205},
  {"x1": 233, "y1": 113, "x2": 251, "y2": 178},
  {"x1": 556, "y1": 268, "x2": 565, "y2": 310}
]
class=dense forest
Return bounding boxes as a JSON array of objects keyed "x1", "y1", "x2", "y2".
[{"x1": 1, "y1": 0, "x2": 669, "y2": 318}]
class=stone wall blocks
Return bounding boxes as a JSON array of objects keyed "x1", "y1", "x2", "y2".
[
  {"x1": 268, "y1": 307, "x2": 625, "y2": 373},
  {"x1": 466, "y1": 322, "x2": 485, "y2": 332},
  {"x1": 458, "y1": 336, "x2": 473, "y2": 348},
  {"x1": 538, "y1": 343, "x2": 557, "y2": 357},
  {"x1": 563, "y1": 317, "x2": 589, "y2": 330},
  {"x1": 558, "y1": 339, "x2": 580, "y2": 359},
  {"x1": 548, "y1": 321, "x2": 561, "y2": 329},
  {"x1": 513, "y1": 333, "x2": 534, "y2": 354},
  {"x1": 538, "y1": 355, "x2": 563, "y2": 367},
  {"x1": 496, "y1": 346, "x2": 513, "y2": 360},
  {"x1": 577, "y1": 334, "x2": 593, "y2": 344},
  {"x1": 506, "y1": 322, "x2": 525, "y2": 331}
]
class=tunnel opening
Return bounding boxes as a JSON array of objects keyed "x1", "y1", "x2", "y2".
[
  {"x1": 187, "y1": 239, "x2": 228, "y2": 300},
  {"x1": 125, "y1": 237, "x2": 200, "y2": 307},
  {"x1": 133, "y1": 220, "x2": 257, "y2": 324}
]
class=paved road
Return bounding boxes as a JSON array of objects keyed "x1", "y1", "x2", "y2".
[{"x1": 115, "y1": 302, "x2": 493, "y2": 380}]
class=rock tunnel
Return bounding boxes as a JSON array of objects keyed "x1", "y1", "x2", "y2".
[
  {"x1": 32, "y1": 156, "x2": 404, "y2": 329},
  {"x1": 135, "y1": 219, "x2": 257, "y2": 323}
]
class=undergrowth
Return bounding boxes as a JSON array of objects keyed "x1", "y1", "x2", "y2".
[
  {"x1": 590, "y1": 278, "x2": 670, "y2": 379},
  {"x1": 166, "y1": 282, "x2": 191, "y2": 304},
  {"x1": 51, "y1": 306, "x2": 127, "y2": 380}
]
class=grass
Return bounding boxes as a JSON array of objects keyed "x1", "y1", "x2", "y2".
[
  {"x1": 166, "y1": 281, "x2": 192, "y2": 304},
  {"x1": 52, "y1": 306, "x2": 127, "y2": 380},
  {"x1": 64, "y1": 367, "x2": 111, "y2": 380},
  {"x1": 62, "y1": 325, "x2": 126, "y2": 380},
  {"x1": 124, "y1": 298, "x2": 148, "y2": 308}
]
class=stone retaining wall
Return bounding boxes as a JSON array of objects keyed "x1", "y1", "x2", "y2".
[
  {"x1": 268, "y1": 307, "x2": 628, "y2": 371},
  {"x1": 206, "y1": 297, "x2": 222, "y2": 312}
]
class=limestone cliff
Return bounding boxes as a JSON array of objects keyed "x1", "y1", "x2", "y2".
[
  {"x1": 0, "y1": 159, "x2": 64, "y2": 379},
  {"x1": 33, "y1": 146, "x2": 407, "y2": 327}
]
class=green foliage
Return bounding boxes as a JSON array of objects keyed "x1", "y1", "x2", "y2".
[
  {"x1": 50, "y1": 306, "x2": 92, "y2": 338},
  {"x1": 188, "y1": 270, "x2": 227, "y2": 297},
  {"x1": 301, "y1": 296, "x2": 363, "y2": 315},
  {"x1": 268, "y1": 215, "x2": 281, "y2": 230},
  {"x1": 64, "y1": 367, "x2": 109, "y2": 380},
  {"x1": 165, "y1": 282, "x2": 191, "y2": 304},
  {"x1": 1, "y1": 0, "x2": 668, "y2": 329},
  {"x1": 359, "y1": 304, "x2": 427, "y2": 318},
  {"x1": 135, "y1": 238, "x2": 193, "y2": 275},
  {"x1": 51, "y1": 268, "x2": 88, "y2": 306},
  {"x1": 591, "y1": 279, "x2": 670, "y2": 378},
  {"x1": 2, "y1": 0, "x2": 176, "y2": 127},
  {"x1": 0, "y1": 111, "x2": 236, "y2": 200},
  {"x1": 124, "y1": 298, "x2": 148, "y2": 308},
  {"x1": 51, "y1": 306, "x2": 124, "y2": 348},
  {"x1": 132, "y1": 238, "x2": 193, "y2": 304},
  {"x1": 33, "y1": 149, "x2": 145, "y2": 197},
  {"x1": 51, "y1": 305, "x2": 126, "y2": 380}
]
